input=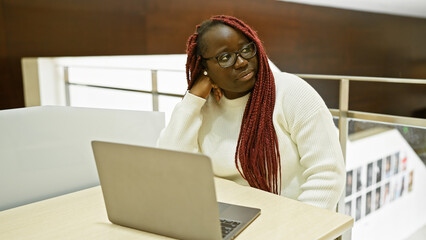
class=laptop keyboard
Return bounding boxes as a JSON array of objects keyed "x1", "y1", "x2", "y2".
[{"x1": 220, "y1": 219, "x2": 241, "y2": 238}]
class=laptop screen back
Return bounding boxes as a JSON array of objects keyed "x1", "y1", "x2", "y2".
[{"x1": 92, "y1": 141, "x2": 223, "y2": 240}]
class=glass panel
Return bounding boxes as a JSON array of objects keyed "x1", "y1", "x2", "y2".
[
  {"x1": 68, "y1": 67, "x2": 152, "y2": 91},
  {"x1": 157, "y1": 70, "x2": 187, "y2": 95},
  {"x1": 348, "y1": 119, "x2": 425, "y2": 164},
  {"x1": 69, "y1": 85, "x2": 152, "y2": 111},
  {"x1": 333, "y1": 116, "x2": 339, "y2": 128},
  {"x1": 158, "y1": 95, "x2": 182, "y2": 125}
]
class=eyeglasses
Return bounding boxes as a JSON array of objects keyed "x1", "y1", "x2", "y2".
[{"x1": 202, "y1": 42, "x2": 257, "y2": 68}]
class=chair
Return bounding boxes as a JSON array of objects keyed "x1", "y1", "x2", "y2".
[{"x1": 0, "y1": 106, "x2": 164, "y2": 210}]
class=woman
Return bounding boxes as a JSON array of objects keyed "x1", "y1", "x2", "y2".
[{"x1": 157, "y1": 15, "x2": 345, "y2": 211}]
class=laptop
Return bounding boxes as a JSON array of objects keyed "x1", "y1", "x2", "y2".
[{"x1": 91, "y1": 140, "x2": 261, "y2": 240}]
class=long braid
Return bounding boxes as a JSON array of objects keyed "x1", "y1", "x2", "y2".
[
  {"x1": 186, "y1": 30, "x2": 202, "y2": 89},
  {"x1": 185, "y1": 15, "x2": 281, "y2": 194}
]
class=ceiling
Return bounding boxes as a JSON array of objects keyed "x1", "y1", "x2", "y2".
[{"x1": 278, "y1": 0, "x2": 426, "y2": 18}]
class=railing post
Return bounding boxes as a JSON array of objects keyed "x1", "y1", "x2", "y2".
[
  {"x1": 64, "y1": 66, "x2": 71, "y2": 106},
  {"x1": 339, "y1": 79, "x2": 349, "y2": 163},
  {"x1": 151, "y1": 70, "x2": 159, "y2": 111},
  {"x1": 338, "y1": 78, "x2": 351, "y2": 240}
]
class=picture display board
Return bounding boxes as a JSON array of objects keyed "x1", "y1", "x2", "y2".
[{"x1": 345, "y1": 129, "x2": 426, "y2": 240}]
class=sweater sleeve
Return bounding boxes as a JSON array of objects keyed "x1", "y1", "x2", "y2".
[
  {"x1": 292, "y1": 106, "x2": 346, "y2": 211},
  {"x1": 156, "y1": 92, "x2": 206, "y2": 153}
]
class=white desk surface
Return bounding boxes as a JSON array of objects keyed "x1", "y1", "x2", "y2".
[{"x1": 0, "y1": 177, "x2": 353, "y2": 240}]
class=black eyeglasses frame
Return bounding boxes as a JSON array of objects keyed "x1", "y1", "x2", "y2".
[{"x1": 202, "y1": 42, "x2": 257, "y2": 68}]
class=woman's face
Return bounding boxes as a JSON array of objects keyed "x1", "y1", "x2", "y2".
[{"x1": 200, "y1": 24, "x2": 258, "y2": 99}]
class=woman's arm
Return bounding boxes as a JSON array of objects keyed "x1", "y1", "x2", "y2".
[
  {"x1": 293, "y1": 106, "x2": 345, "y2": 211},
  {"x1": 277, "y1": 72, "x2": 345, "y2": 211},
  {"x1": 157, "y1": 75, "x2": 214, "y2": 152},
  {"x1": 157, "y1": 92, "x2": 206, "y2": 153}
]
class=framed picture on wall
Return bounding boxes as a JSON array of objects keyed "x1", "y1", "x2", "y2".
[
  {"x1": 346, "y1": 170, "x2": 353, "y2": 197},
  {"x1": 365, "y1": 191, "x2": 372, "y2": 216},
  {"x1": 367, "y1": 162, "x2": 373, "y2": 187},
  {"x1": 376, "y1": 159, "x2": 382, "y2": 184}
]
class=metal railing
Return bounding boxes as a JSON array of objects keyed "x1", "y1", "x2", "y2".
[
  {"x1": 296, "y1": 73, "x2": 426, "y2": 160},
  {"x1": 63, "y1": 66, "x2": 186, "y2": 111},
  {"x1": 62, "y1": 66, "x2": 426, "y2": 127}
]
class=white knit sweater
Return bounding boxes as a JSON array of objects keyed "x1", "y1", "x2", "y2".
[{"x1": 157, "y1": 71, "x2": 345, "y2": 210}]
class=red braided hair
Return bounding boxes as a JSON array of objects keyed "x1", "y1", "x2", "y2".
[{"x1": 185, "y1": 15, "x2": 281, "y2": 194}]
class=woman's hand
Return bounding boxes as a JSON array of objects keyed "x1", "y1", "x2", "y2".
[{"x1": 189, "y1": 75, "x2": 223, "y2": 102}]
